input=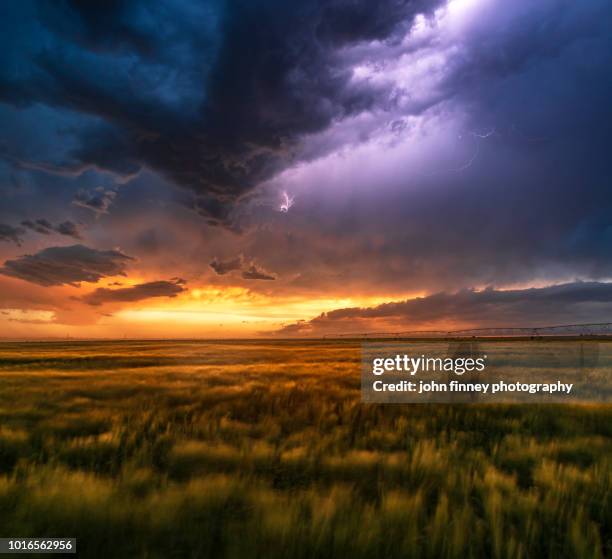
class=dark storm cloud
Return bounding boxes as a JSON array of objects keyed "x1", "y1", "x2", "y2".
[
  {"x1": 276, "y1": 282, "x2": 612, "y2": 335},
  {"x1": 37, "y1": 0, "x2": 161, "y2": 58},
  {"x1": 0, "y1": 0, "x2": 440, "y2": 224},
  {"x1": 0, "y1": 244, "x2": 134, "y2": 286},
  {"x1": 80, "y1": 278, "x2": 186, "y2": 306},
  {"x1": 210, "y1": 256, "x2": 243, "y2": 276},
  {"x1": 241, "y1": 264, "x2": 276, "y2": 281},
  {"x1": 0, "y1": 224, "x2": 26, "y2": 246}
]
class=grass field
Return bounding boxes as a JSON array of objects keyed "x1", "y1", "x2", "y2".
[{"x1": 0, "y1": 340, "x2": 610, "y2": 558}]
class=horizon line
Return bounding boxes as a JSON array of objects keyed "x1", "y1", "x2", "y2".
[{"x1": 2, "y1": 321, "x2": 612, "y2": 343}]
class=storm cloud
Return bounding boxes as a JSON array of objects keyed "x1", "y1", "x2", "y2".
[
  {"x1": 0, "y1": 244, "x2": 134, "y2": 287},
  {"x1": 0, "y1": 0, "x2": 442, "y2": 224}
]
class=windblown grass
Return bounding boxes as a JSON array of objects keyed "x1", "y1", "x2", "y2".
[{"x1": 0, "y1": 340, "x2": 609, "y2": 558}]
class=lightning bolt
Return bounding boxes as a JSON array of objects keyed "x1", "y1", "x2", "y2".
[
  {"x1": 279, "y1": 191, "x2": 294, "y2": 212},
  {"x1": 470, "y1": 128, "x2": 495, "y2": 139},
  {"x1": 420, "y1": 127, "x2": 495, "y2": 176}
]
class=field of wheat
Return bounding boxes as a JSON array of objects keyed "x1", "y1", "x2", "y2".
[{"x1": 0, "y1": 340, "x2": 609, "y2": 558}]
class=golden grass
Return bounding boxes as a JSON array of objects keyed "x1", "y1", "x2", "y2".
[{"x1": 0, "y1": 340, "x2": 609, "y2": 558}]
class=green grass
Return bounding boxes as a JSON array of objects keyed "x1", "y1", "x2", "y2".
[{"x1": 0, "y1": 340, "x2": 610, "y2": 558}]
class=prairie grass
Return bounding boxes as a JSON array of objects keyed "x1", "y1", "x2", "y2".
[{"x1": 0, "y1": 340, "x2": 609, "y2": 558}]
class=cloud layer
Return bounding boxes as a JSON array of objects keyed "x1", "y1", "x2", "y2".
[{"x1": 277, "y1": 282, "x2": 612, "y2": 335}]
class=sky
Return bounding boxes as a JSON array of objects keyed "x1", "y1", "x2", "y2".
[{"x1": 1, "y1": 0, "x2": 612, "y2": 338}]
